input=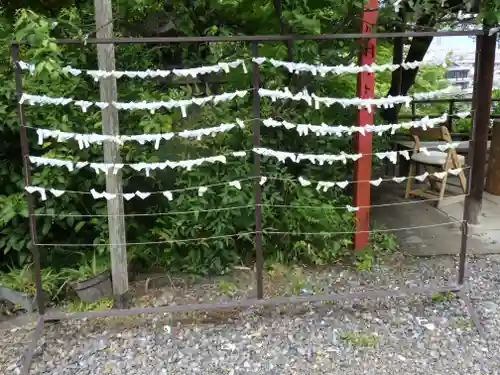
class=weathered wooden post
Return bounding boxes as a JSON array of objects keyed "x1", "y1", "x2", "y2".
[
  {"x1": 485, "y1": 120, "x2": 500, "y2": 195},
  {"x1": 93, "y1": 0, "x2": 129, "y2": 306}
]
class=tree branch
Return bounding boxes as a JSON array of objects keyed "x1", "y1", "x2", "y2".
[
  {"x1": 381, "y1": 0, "x2": 475, "y2": 123},
  {"x1": 272, "y1": 0, "x2": 293, "y2": 61},
  {"x1": 381, "y1": 13, "x2": 436, "y2": 122}
]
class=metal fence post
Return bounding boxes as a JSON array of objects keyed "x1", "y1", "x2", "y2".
[
  {"x1": 251, "y1": 41, "x2": 264, "y2": 299},
  {"x1": 447, "y1": 99, "x2": 454, "y2": 131},
  {"x1": 11, "y1": 43, "x2": 45, "y2": 315},
  {"x1": 463, "y1": 30, "x2": 497, "y2": 227},
  {"x1": 459, "y1": 29, "x2": 497, "y2": 284}
]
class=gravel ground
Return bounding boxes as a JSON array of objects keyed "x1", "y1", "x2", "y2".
[{"x1": 2, "y1": 254, "x2": 500, "y2": 375}]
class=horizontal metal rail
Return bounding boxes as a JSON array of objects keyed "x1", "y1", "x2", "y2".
[
  {"x1": 43, "y1": 284, "x2": 462, "y2": 321},
  {"x1": 11, "y1": 30, "x2": 484, "y2": 46},
  {"x1": 412, "y1": 98, "x2": 500, "y2": 104},
  {"x1": 399, "y1": 114, "x2": 500, "y2": 119}
]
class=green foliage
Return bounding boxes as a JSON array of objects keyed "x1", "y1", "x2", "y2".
[
  {"x1": 492, "y1": 89, "x2": 500, "y2": 115},
  {"x1": 0, "y1": 263, "x2": 67, "y2": 299},
  {"x1": 341, "y1": 331, "x2": 378, "y2": 347},
  {"x1": 265, "y1": 263, "x2": 308, "y2": 295},
  {"x1": 66, "y1": 297, "x2": 113, "y2": 312},
  {"x1": 453, "y1": 316, "x2": 474, "y2": 329},
  {"x1": 347, "y1": 229, "x2": 399, "y2": 271},
  {"x1": 431, "y1": 291, "x2": 455, "y2": 302},
  {"x1": 0, "y1": 194, "x2": 29, "y2": 262},
  {"x1": 62, "y1": 251, "x2": 110, "y2": 282},
  {"x1": 353, "y1": 247, "x2": 376, "y2": 272},
  {"x1": 1, "y1": 6, "x2": 363, "y2": 276},
  {"x1": 370, "y1": 229, "x2": 399, "y2": 253},
  {"x1": 217, "y1": 279, "x2": 237, "y2": 295},
  {"x1": 480, "y1": 0, "x2": 500, "y2": 25},
  {"x1": 288, "y1": 266, "x2": 307, "y2": 295},
  {"x1": 454, "y1": 118, "x2": 472, "y2": 134}
]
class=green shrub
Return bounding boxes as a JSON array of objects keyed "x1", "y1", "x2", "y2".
[
  {"x1": 62, "y1": 251, "x2": 110, "y2": 282},
  {"x1": 0, "y1": 263, "x2": 67, "y2": 300},
  {"x1": 0, "y1": 7, "x2": 402, "y2": 279}
]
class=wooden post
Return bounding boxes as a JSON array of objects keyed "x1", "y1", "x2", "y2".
[
  {"x1": 353, "y1": 0, "x2": 377, "y2": 250},
  {"x1": 485, "y1": 120, "x2": 500, "y2": 195},
  {"x1": 93, "y1": 0, "x2": 129, "y2": 305},
  {"x1": 464, "y1": 30, "x2": 497, "y2": 225}
]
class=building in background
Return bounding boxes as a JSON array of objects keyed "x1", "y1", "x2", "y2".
[
  {"x1": 428, "y1": 36, "x2": 500, "y2": 91},
  {"x1": 443, "y1": 50, "x2": 500, "y2": 90}
]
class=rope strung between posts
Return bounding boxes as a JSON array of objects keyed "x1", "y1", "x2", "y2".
[
  {"x1": 25, "y1": 167, "x2": 469, "y2": 202},
  {"x1": 25, "y1": 111, "x2": 471, "y2": 150},
  {"x1": 34, "y1": 221, "x2": 465, "y2": 247},
  {"x1": 31, "y1": 194, "x2": 467, "y2": 218},
  {"x1": 17, "y1": 56, "x2": 450, "y2": 81}
]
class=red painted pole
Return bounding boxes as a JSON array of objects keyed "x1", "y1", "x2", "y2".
[{"x1": 353, "y1": 0, "x2": 378, "y2": 250}]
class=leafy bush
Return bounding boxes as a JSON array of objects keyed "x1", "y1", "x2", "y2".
[
  {"x1": 0, "y1": 263, "x2": 67, "y2": 299},
  {"x1": 62, "y1": 251, "x2": 110, "y2": 282},
  {"x1": 0, "y1": 8, "x2": 363, "y2": 277},
  {"x1": 0, "y1": 3, "x2": 436, "y2": 281}
]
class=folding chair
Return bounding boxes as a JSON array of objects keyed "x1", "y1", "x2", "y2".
[{"x1": 404, "y1": 126, "x2": 467, "y2": 207}]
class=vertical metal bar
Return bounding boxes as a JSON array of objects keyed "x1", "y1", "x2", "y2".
[
  {"x1": 458, "y1": 220, "x2": 468, "y2": 285},
  {"x1": 456, "y1": 289, "x2": 485, "y2": 337},
  {"x1": 464, "y1": 30, "x2": 497, "y2": 226},
  {"x1": 286, "y1": 41, "x2": 293, "y2": 62},
  {"x1": 458, "y1": 36, "x2": 481, "y2": 286},
  {"x1": 459, "y1": 30, "x2": 496, "y2": 285},
  {"x1": 251, "y1": 41, "x2": 264, "y2": 300},
  {"x1": 411, "y1": 101, "x2": 416, "y2": 121},
  {"x1": 11, "y1": 44, "x2": 45, "y2": 315},
  {"x1": 392, "y1": 11, "x2": 405, "y2": 113},
  {"x1": 353, "y1": 0, "x2": 378, "y2": 250},
  {"x1": 447, "y1": 99, "x2": 454, "y2": 131},
  {"x1": 389, "y1": 22, "x2": 404, "y2": 177},
  {"x1": 469, "y1": 36, "x2": 482, "y2": 145}
]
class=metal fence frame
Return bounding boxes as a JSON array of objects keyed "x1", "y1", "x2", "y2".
[
  {"x1": 11, "y1": 28, "x2": 495, "y2": 375},
  {"x1": 402, "y1": 98, "x2": 500, "y2": 130}
]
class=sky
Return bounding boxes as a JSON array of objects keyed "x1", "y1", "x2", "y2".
[
  {"x1": 426, "y1": 36, "x2": 476, "y2": 60},
  {"x1": 427, "y1": 36, "x2": 477, "y2": 60}
]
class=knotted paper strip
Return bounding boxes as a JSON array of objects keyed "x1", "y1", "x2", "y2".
[
  {"x1": 28, "y1": 152, "x2": 246, "y2": 176},
  {"x1": 259, "y1": 86, "x2": 461, "y2": 112},
  {"x1": 252, "y1": 57, "x2": 446, "y2": 76},
  {"x1": 24, "y1": 169, "x2": 463, "y2": 202},
  {"x1": 262, "y1": 113, "x2": 452, "y2": 137},
  {"x1": 34, "y1": 120, "x2": 246, "y2": 150},
  {"x1": 18, "y1": 60, "x2": 247, "y2": 80},
  {"x1": 20, "y1": 90, "x2": 248, "y2": 117}
]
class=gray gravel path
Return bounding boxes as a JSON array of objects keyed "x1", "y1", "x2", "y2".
[{"x1": 2, "y1": 255, "x2": 500, "y2": 375}]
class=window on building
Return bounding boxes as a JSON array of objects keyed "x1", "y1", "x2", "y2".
[{"x1": 445, "y1": 70, "x2": 468, "y2": 79}]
